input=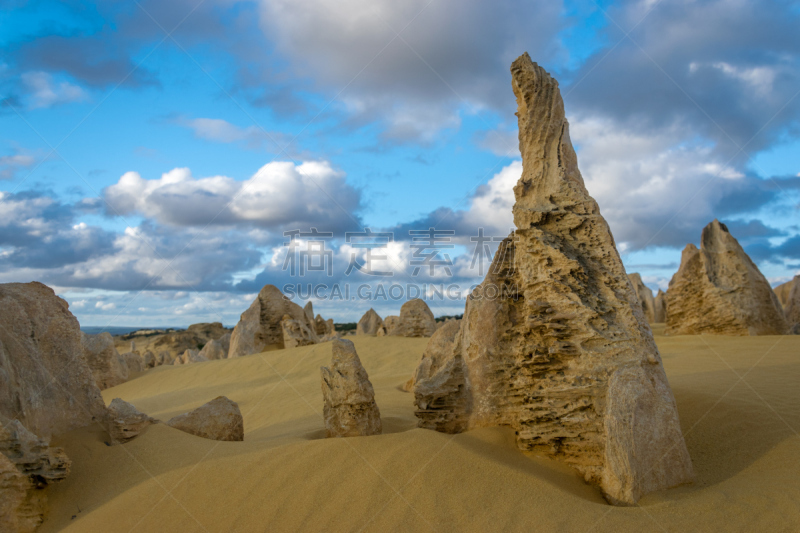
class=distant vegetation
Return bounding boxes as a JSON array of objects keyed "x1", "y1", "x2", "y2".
[
  {"x1": 435, "y1": 314, "x2": 463, "y2": 322},
  {"x1": 335, "y1": 323, "x2": 357, "y2": 332}
]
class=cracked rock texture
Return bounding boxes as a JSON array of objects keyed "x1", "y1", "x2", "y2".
[
  {"x1": 666, "y1": 220, "x2": 788, "y2": 336},
  {"x1": 413, "y1": 53, "x2": 693, "y2": 505},
  {"x1": 0, "y1": 418, "x2": 70, "y2": 532},
  {"x1": 166, "y1": 396, "x2": 244, "y2": 441},
  {"x1": 105, "y1": 398, "x2": 157, "y2": 444},
  {"x1": 628, "y1": 273, "x2": 656, "y2": 324},
  {"x1": 0, "y1": 282, "x2": 108, "y2": 439},
  {"x1": 320, "y1": 340, "x2": 381, "y2": 438},
  {"x1": 229, "y1": 285, "x2": 317, "y2": 357},
  {"x1": 281, "y1": 314, "x2": 319, "y2": 349}
]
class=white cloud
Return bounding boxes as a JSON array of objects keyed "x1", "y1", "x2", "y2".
[
  {"x1": 103, "y1": 161, "x2": 362, "y2": 231},
  {"x1": 0, "y1": 150, "x2": 36, "y2": 180},
  {"x1": 690, "y1": 61, "x2": 778, "y2": 97},
  {"x1": 21, "y1": 71, "x2": 87, "y2": 109}
]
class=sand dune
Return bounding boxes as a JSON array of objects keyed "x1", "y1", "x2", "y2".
[{"x1": 42, "y1": 333, "x2": 800, "y2": 532}]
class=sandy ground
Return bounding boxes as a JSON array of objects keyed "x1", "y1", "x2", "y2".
[{"x1": 41, "y1": 331, "x2": 800, "y2": 532}]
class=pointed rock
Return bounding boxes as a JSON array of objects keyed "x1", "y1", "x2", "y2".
[
  {"x1": 106, "y1": 398, "x2": 157, "y2": 444},
  {"x1": 228, "y1": 285, "x2": 313, "y2": 357},
  {"x1": 628, "y1": 273, "x2": 656, "y2": 324},
  {"x1": 303, "y1": 301, "x2": 315, "y2": 324},
  {"x1": 773, "y1": 278, "x2": 794, "y2": 308},
  {"x1": 320, "y1": 340, "x2": 381, "y2": 437},
  {"x1": 315, "y1": 314, "x2": 335, "y2": 336},
  {"x1": 166, "y1": 396, "x2": 244, "y2": 441},
  {"x1": 377, "y1": 315, "x2": 399, "y2": 336},
  {"x1": 654, "y1": 290, "x2": 667, "y2": 323},
  {"x1": 412, "y1": 54, "x2": 693, "y2": 505},
  {"x1": 666, "y1": 220, "x2": 788, "y2": 335},
  {"x1": 199, "y1": 332, "x2": 231, "y2": 361},
  {"x1": 356, "y1": 308, "x2": 383, "y2": 335},
  {"x1": 0, "y1": 282, "x2": 107, "y2": 438}
]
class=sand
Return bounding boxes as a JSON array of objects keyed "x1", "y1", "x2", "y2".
[{"x1": 41, "y1": 331, "x2": 800, "y2": 532}]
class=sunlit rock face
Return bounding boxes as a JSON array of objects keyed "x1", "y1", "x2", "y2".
[
  {"x1": 666, "y1": 220, "x2": 788, "y2": 336},
  {"x1": 414, "y1": 53, "x2": 694, "y2": 505}
]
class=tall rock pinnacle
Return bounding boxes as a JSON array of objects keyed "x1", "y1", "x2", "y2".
[{"x1": 413, "y1": 52, "x2": 694, "y2": 505}]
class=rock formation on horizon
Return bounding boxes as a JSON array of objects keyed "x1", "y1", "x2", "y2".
[
  {"x1": 105, "y1": 398, "x2": 157, "y2": 444},
  {"x1": 666, "y1": 220, "x2": 788, "y2": 335},
  {"x1": 114, "y1": 322, "x2": 230, "y2": 362},
  {"x1": 320, "y1": 339, "x2": 381, "y2": 438},
  {"x1": 654, "y1": 290, "x2": 667, "y2": 323},
  {"x1": 166, "y1": 396, "x2": 244, "y2": 441},
  {"x1": 315, "y1": 314, "x2": 335, "y2": 337},
  {"x1": 377, "y1": 315, "x2": 399, "y2": 336},
  {"x1": 228, "y1": 285, "x2": 317, "y2": 357},
  {"x1": 356, "y1": 308, "x2": 383, "y2": 335},
  {"x1": 0, "y1": 282, "x2": 108, "y2": 439},
  {"x1": 412, "y1": 54, "x2": 693, "y2": 505},
  {"x1": 628, "y1": 273, "x2": 656, "y2": 324},
  {"x1": 392, "y1": 299, "x2": 437, "y2": 337}
]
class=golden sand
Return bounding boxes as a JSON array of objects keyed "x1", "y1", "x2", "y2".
[{"x1": 42, "y1": 332, "x2": 800, "y2": 532}]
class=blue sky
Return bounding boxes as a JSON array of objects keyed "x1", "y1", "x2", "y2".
[{"x1": 1, "y1": 0, "x2": 798, "y2": 327}]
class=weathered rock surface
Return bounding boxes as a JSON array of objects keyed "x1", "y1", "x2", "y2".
[
  {"x1": 303, "y1": 301, "x2": 315, "y2": 324},
  {"x1": 409, "y1": 319, "x2": 462, "y2": 396},
  {"x1": 166, "y1": 396, "x2": 244, "y2": 441},
  {"x1": 628, "y1": 273, "x2": 656, "y2": 324},
  {"x1": 666, "y1": 220, "x2": 788, "y2": 336},
  {"x1": 356, "y1": 308, "x2": 383, "y2": 335},
  {"x1": 0, "y1": 418, "x2": 70, "y2": 532},
  {"x1": 782, "y1": 276, "x2": 800, "y2": 332},
  {"x1": 173, "y1": 349, "x2": 208, "y2": 366},
  {"x1": 281, "y1": 314, "x2": 319, "y2": 349},
  {"x1": 142, "y1": 350, "x2": 157, "y2": 368},
  {"x1": 393, "y1": 299, "x2": 437, "y2": 337},
  {"x1": 377, "y1": 316, "x2": 399, "y2": 336},
  {"x1": 315, "y1": 314, "x2": 335, "y2": 337},
  {"x1": 413, "y1": 54, "x2": 693, "y2": 505},
  {"x1": 774, "y1": 279, "x2": 793, "y2": 308},
  {"x1": 114, "y1": 322, "x2": 231, "y2": 362},
  {"x1": 654, "y1": 290, "x2": 667, "y2": 323},
  {"x1": 198, "y1": 332, "x2": 231, "y2": 361},
  {"x1": 105, "y1": 398, "x2": 156, "y2": 444},
  {"x1": 156, "y1": 350, "x2": 174, "y2": 366},
  {"x1": 320, "y1": 340, "x2": 381, "y2": 438},
  {"x1": 120, "y1": 351, "x2": 145, "y2": 374},
  {"x1": 80, "y1": 332, "x2": 129, "y2": 390},
  {"x1": 228, "y1": 285, "x2": 313, "y2": 357},
  {"x1": 0, "y1": 282, "x2": 108, "y2": 438}
]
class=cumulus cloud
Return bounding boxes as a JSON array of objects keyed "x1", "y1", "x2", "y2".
[
  {"x1": 570, "y1": 116, "x2": 800, "y2": 250},
  {"x1": 566, "y1": 0, "x2": 800, "y2": 158},
  {"x1": 21, "y1": 71, "x2": 87, "y2": 108},
  {"x1": 255, "y1": 0, "x2": 565, "y2": 140},
  {"x1": 103, "y1": 161, "x2": 363, "y2": 232}
]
